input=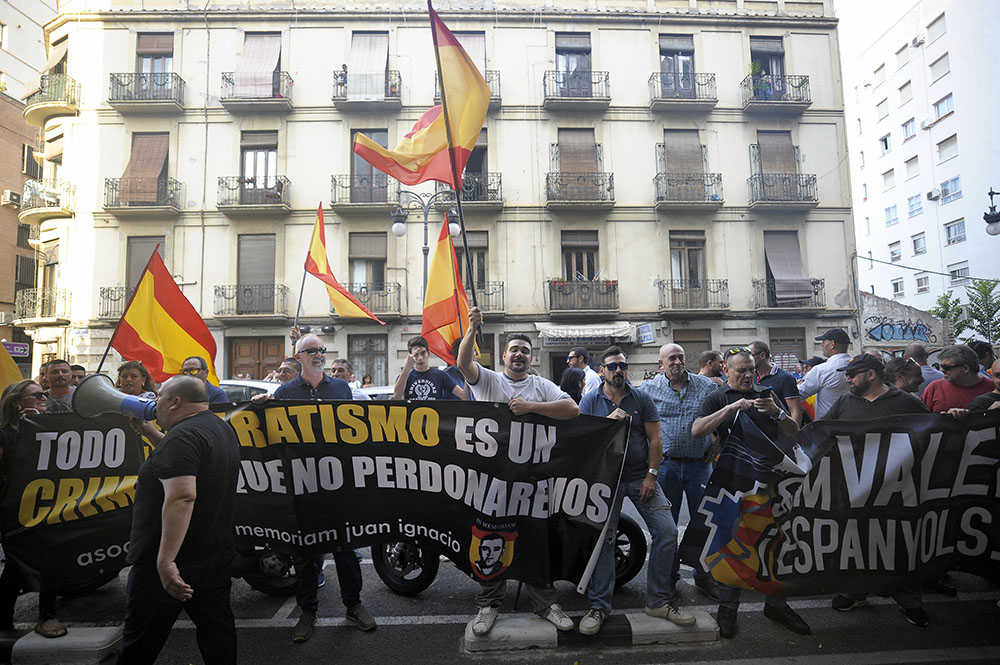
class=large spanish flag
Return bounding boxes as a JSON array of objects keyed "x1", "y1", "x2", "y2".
[
  {"x1": 110, "y1": 248, "x2": 219, "y2": 384},
  {"x1": 306, "y1": 205, "x2": 385, "y2": 324},
  {"x1": 421, "y1": 216, "x2": 469, "y2": 364},
  {"x1": 352, "y1": 4, "x2": 490, "y2": 189}
]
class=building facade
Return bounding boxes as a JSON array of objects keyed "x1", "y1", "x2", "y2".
[
  {"x1": 16, "y1": 0, "x2": 856, "y2": 384},
  {"x1": 843, "y1": 0, "x2": 1000, "y2": 311}
]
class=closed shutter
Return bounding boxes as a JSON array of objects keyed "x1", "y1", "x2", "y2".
[
  {"x1": 120, "y1": 133, "x2": 169, "y2": 203},
  {"x1": 769, "y1": 327, "x2": 806, "y2": 366},
  {"x1": 664, "y1": 130, "x2": 703, "y2": 173},
  {"x1": 16, "y1": 256, "x2": 36, "y2": 286},
  {"x1": 555, "y1": 33, "x2": 591, "y2": 49},
  {"x1": 349, "y1": 233, "x2": 387, "y2": 259},
  {"x1": 659, "y1": 35, "x2": 693, "y2": 51},
  {"x1": 126, "y1": 237, "x2": 164, "y2": 292},
  {"x1": 557, "y1": 128, "x2": 596, "y2": 173},
  {"x1": 235, "y1": 33, "x2": 281, "y2": 97},
  {"x1": 241, "y1": 131, "x2": 278, "y2": 148},
  {"x1": 757, "y1": 131, "x2": 796, "y2": 173},
  {"x1": 136, "y1": 33, "x2": 173, "y2": 56},
  {"x1": 23, "y1": 41, "x2": 69, "y2": 99},
  {"x1": 750, "y1": 37, "x2": 784, "y2": 54},
  {"x1": 763, "y1": 231, "x2": 813, "y2": 302},
  {"x1": 561, "y1": 230, "x2": 598, "y2": 247},
  {"x1": 672, "y1": 329, "x2": 712, "y2": 371},
  {"x1": 237, "y1": 234, "x2": 276, "y2": 314},
  {"x1": 454, "y1": 231, "x2": 488, "y2": 249},
  {"x1": 348, "y1": 32, "x2": 389, "y2": 99}
]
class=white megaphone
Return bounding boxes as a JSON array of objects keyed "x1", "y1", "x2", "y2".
[{"x1": 72, "y1": 374, "x2": 157, "y2": 420}]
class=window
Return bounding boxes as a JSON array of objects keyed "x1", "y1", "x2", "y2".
[
  {"x1": 912, "y1": 232, "x2": 926, "y2": 255},
  {"x1": 669, "y1": 231, "x2": 705, "y2": 287},
  {"x1": 136, "y1": 33, "x2": 173, "y2": 75},
  {"x1": 350, "y1": 128, "x2": 388, "y2": 202},
  {"x1": 658, "y1": 34, "x2": 695, "y2": 97},
  {"x1": 902, "y1": 118, "x2": 915, "y2": 140},
  {"x1": 0, "y1": 23, "x2": 7, "y2": 50},
  {"x1": 555, "y1": 33, "x2": 593, "y2": 97},
  {"x1": 879, "y1": 134, "x2": 891, "y2": 155},
  {"x1": 749, "y1": 36, "x2": 785, "y2": 83},
  {"x1": 348, "y1": 232, "x2": 387, "y2": 287},
  {"x1": 885, "y1": 205, "x2": 898, "y2": 226},
  {"x1": 237, "y1": 234, "x2": 276, "y2": 314},
  {"x1": 240, "y1": 131, "x2": 278, "y2": 204},
  {"x1": 876, "y1": 98, "x2": 888, "y2": 119},
  {"x1": 927, "y1": 13, "x2": 946, "y2": 43},
  {"x1": 889, "y1": 241, "x2": 901, "y2": 262},
  {"x1": 891, "y1": 278, "x2": 904, "y2": 297},
  {"x1": 895, "y1": 44, "x2": 909, "y2": 68},
  {"x1": 873, "y1": 64, "x2": 885, "y2": 86},
  {"x1": 907, "y1": 193, "x2": 923, "y2": 217},
  {"x1": 929, "y1": 53, "x2": 949, "y2": 81},
  {"x1": 948, "y1": 261, "x2": 969, "y2": 285},
  {"x1": 882, "y1": 169, "x2": 895, "y2": 191},
  {"x1": 859, "y1": 150, "x2": 865, "y2": 167},
  {"x1": 916, "y1": 273, "x2": 929, "y2": 293},
  {"x1": 863, "y1": 183, "x2": 868, "y2": 200},
  {"x1": 898, "y1": 81, "x2": 912, "y2": 105},
  {"x1": 454, "y1": 231, "x2": 488, "y2": 291},
  {"x1": 126, "y1": 237, "x2": 164, "y2": 292},
  {"x1": 945, "y1": 219, "x2": 966, "y2": 244},
  {"x1": 561, "y1": 230, "x2": 598, "y2": 280},
  {"x1": 16, "y1": 225, "x2": 31, "y2": 250},
  {"x1": 15, "y1": 255, "x2": 36, "y2": 288},
  {"x1": 940, "y1": 176, "x2": 961, "y2": 203},
  {"x1": 933, "y1": 93, "x2": 954, "y2": 119},
  {"x1": 349, "y1": 334, "x2": 388, "y2": 386},
  {"x1": 346, "y1": 32, "x2": 389, "y2": 99},
  {"x1": 937, "y1": 134, "x2": 958, "y2": 161},
  {"x1": 857, "y1": 117, "x2": 862, "y2": 135},
  {"x1": 905, "y1": 155, "x2": 919, "y2": 179},
  {"x1": 21, "y1": 145, "x2": 40, "y2": 180},
  {"x1": 864, "y1": 216, "x2": 870, "y2": 235}
]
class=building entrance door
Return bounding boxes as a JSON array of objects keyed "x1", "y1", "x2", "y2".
[{"x1": 228, "y1": 336, "x2": 284, "y2": 379}]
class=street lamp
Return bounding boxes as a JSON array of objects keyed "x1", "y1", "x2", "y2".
[
  {"x1": 393, "y1": 189, "x2": 460, "y2": 293},
  {"x1": 984, "y1": 188, "x2": 1000, "y2": 236}
]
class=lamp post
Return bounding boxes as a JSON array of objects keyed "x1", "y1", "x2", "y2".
[
  {"x1": 984, "y1": 188, "x2": 1000, "y2": 236},
  {"x1": 392, "y1": 189, "x2": 460, "y2": 294}
]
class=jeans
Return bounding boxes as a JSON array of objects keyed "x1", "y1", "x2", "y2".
[
  {"x1": 295, "y1": 551, "x2": 363, "y2": 614},
  {"x1": 587, "y1": 476, "x2": 677, "y2": 612},
  {"x1": 475, "y1": 580, "x2": 554, "y2": 615},
  {"x1": 658, "y1": 459, "x2": 712, "y2": 583},
  {"x1": 717, "y1": 583, "x2": 788, "y2": 612}
]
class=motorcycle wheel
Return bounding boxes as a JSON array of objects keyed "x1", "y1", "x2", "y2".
[
  {"x1": 242, "y1": 549, "x2": 298, "y2": 597},
  {"x1": 614, "y1": 515, "x2": 647, "y2": 587},
  {"x1": 372, "y1": 541, "x2": 441, "y2": 596}
]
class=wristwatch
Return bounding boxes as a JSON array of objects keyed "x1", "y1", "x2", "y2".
[
  {"x1": 648, "y1": 467, "x2": 659, "y2": 477},
  {"x1": 774, "y1": 410, "x2": 788, "y2": 422}
]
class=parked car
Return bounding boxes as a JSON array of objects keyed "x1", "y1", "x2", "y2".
[{"x1": 219, "y1": 379, "x2": 279, "y2": 402}]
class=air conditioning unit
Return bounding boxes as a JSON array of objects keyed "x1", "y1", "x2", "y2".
[
  {"x1": 911, "y1": 33, "x2": 926, "y2": 47},
  {"x1": 1, "y1": 190, "x2": 21, "y2": 207},
  {"x1": 926, "y1": 188, "x2": 941, "y2": 201}
]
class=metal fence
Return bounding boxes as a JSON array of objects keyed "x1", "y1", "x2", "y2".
[
  {"x1": 434, "y1": 173, "x2": 502, "y2": 203},
  {"x1": 331, "y1": 174, "x2": 398, "y2": 204},
  {"x1": 333, "y1": 70, "x2": 401, "y2": 100},
  {"x1": 221, "y1": 71, "x2": 293, "y2": 99},
  {"x1": 657, "y1": 279, "x2": 729, "y2": 310},
  {"x1": 648, "y1": 72, "x2": 716, "y2": 101},
  {"x1": 753, "y1": 278, "x2": 825, "y2": 309},
  {"x1": 25, "y1": 73, "x2": 80, "y2": 108},
  {"x1": 740, "y1": 74, "x2": 811, "y2": 106},
  {"x1": 466, "y1": 282, "x2": 504, "y2": 313},
  {"x1": 105, "y1": 177, "x2": 182, "y2": 208},
  {"x1": 548, "y1": 280, "x2": 618, "y2": 311},
  {"x1": 109, "y1": 72, "x2": 184, "y2": 104},
  {"x1": 654, "y1": 173, "x2": 723, "y2": 202},
  {"x1": 546, "y1": 172, "x2": 614, "y2": 202},
  {"x1": 99, "y1": 286, "x2": 130, "y2": 319},
  {"x1": 20, "y1": 179, "x2": 73, "y2": 212},
  {"x1": 217, "y1": 176, "x2": 290, "y2": 207},
  {"x1": 14, "y1": 288, "x2": 70, "y2": 320},
  {"x1": 748, "y1": 173, "x2": 817, "y2": 203},
  {"x1": 436, "y1": 70, "x2": 500, "y2": 101},
  {"x1": 345, "y1": 283, "x2": 401, "y2": 315},
  {"x1": 543, "y1": 70, "x2": 610, "y2": 99},
  {"x1": 214, "y1": 284, "x2": 289, "y2": 316}
]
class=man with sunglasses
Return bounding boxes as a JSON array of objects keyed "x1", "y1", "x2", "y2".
[
  {"x1": 921, "y1": 344, "x2": 993, "y2": 414},
  {"x1": 179, "y1": 356, "x2": 227, "y2": 404},
  {"x1": 578, "y1": 347, "x2": 696, "y2": 635},
  {"x1": 797, "y1": 328, "x2": 851, "y2": 420},
  {"x1": 567, "y1": 347, "x2": 601, "y2": 395}
]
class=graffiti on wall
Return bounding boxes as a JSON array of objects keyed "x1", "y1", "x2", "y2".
[{"x1": 864, "y1": 316, "x2": 938, "y2": 344}]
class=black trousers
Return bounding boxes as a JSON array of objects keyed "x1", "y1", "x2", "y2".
[
  {"x1": 118, "y1": 561, "x2": 236, "y2": 665},
  {"x1": 295, "y1": 551, "x2": 363, "y2": 614},
  {"x1": 0, "y1": 561, "x2": 57, "y2": 626}
]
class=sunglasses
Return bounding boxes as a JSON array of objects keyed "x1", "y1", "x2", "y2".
[
  {"x1": 939, "y1": 363, "x2": 960, "y2": 372},
  {"x1": 300, "y1": 347, "x2": 327, "y2": 355},
  {"x1": 23, "y1": 391, "x2": 48, "y2": 400},
  {"x1": 603, "y1": 362, "x2": 628, "y2": 371},
  {"x1": 179, "y1": 368, "x2": 204, "y2": 375}
]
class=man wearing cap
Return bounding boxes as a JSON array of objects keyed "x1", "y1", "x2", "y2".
[
  {"x1": 797, "y1": 328, "x2": 851, "y2": 420},
  {"x1": 821, "y1": 354, "x2": 930, "y2": 627}
]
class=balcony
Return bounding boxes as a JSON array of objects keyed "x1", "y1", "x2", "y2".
[
  {"x1": 546, "y1": 172, "x2": 614, "y2": 210},
  {"x1": 18, "y1": 180, "x2": 74, "y2": 225},
  {"x1": 543, "y1": 70, "x2": 610, "y2": 111},
  {"x1": 654, "y1": 173, "x2": 724, "y2": 210},
  {"x1": 332, "y1": 70, "x2": 401, "y2": 112},
  {"x1": 108, "y1": 73, "x2": 185, "y2": 113},
  {"x1": 740, "y1": 74, "x2": 811, "y2": 113},
  {"x1": 330, "y1": 174, "x2": 399, "y2": 213},
  {"x1": 657, "y1": 279, "x2": 729, "y2": 312},
  {"x1": 648, "y1": 72, "x2": 717, "y2": 111},
  {"x1": 13, "y1": 288, "x2": 70, "y2": 327},
  {"x1": 220, "y1": 72, "x2": 293, "y2": 112},
  {"x1": 342, "y1": 283, "x2": 402, "y2": 320},
  {"x1": 214, "y1": 284, "x2": 290, "y2": 321},
  {"x1": 753, "y1": 278, "x2": 825, "y2": 310},
  {"x1": 98, "y1": 286, "x2": 129, "y2": 320},
  {"x1": 104, "y1": 177, "x2": 182, "y2": 217},
  {"x1": 433, "y1": 173, "x2": 503, "y2": 210},
  {"x1": 24, "y1": 74, "x2": 80, "y2": 127},
  {"x1": 747, "y1": 173, "x2": 818, "y2": 210},
  {"x1": 547, "y1": 280, "x2": 619, "y2": 318},
  {"x1": 466, "y1": 282, "x2": 505, "y2": 317},
  {"x1": 217, "y1": 176, "x2": 291, "y2": 216},
  {"x1": 436, "y1": 70, "x2": 500, "y2": 111}
]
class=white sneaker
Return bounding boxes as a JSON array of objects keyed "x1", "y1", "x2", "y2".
[
  {"x1": 578, "y1": 608, "x2": 607, "y2": 636},
  {"x1": 644, "y1": 602, "x2": 697, "y2": 627},
  {"x1": 472, "y1": 606, "x2": 498, "y2": 636},
  {"x1": 542, "y1": 603, "x2": 574, "y2": 631}
]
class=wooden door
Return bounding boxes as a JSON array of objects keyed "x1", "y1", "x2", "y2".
[{"x1": 228, "y1": 336, "x2": 284, "y2": 379}]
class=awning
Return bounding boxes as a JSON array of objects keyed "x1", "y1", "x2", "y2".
[
  {"x1": 535, "y1": 321, "x2": 636, "y2": 341},
  {"x1": 120, "y1": 133, "x2": 169, "y2": 203},
  {"x1": 234, "y1": 33, "x2": 280, "y2": 98},
  {"x1": 23, "y1": 41, "x2": 68, "y2": 99},
  {"x1": 763, "y1": 231, "x2": 814, "y2": 302},
  {"x1": 750, "y1": 36, "x2": 785, "y2": 55}
]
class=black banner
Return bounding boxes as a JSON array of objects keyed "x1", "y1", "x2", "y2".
[
  {"x1": 1, "y1": 401, "x2": 626, "y2": 590},
  {"x1": 679, "y1": 412, "x2": 1000, "y2": 596}
]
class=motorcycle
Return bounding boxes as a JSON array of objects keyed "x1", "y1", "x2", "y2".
[{"x1": 232, "y1": 544, "x2": 299, "y2": 597}]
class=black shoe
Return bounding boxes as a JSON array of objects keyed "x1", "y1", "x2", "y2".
[
  {"x1": 763, "y1": 604, "x2": 811, "y2": 635},
  {"x1": 716, "y1": 606, "x2": 737, "y2": 639},
  {"x1": 831, "y1": 594, "x2": 866, "y2": 612},
  {"x1": 900, "y1": 606, "x2": 929, "y2": 628},
  {"x1": 694, "y1": 577, "x2": 720, "y2": 602}
]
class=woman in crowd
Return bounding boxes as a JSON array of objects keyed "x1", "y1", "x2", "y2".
[
  {"x1": 115, "y1": 360, "x2": 156, "y2": 398},
  {"x1": 559, "y1": 367, "x2": 586, "y2": 405},
  {"x1": 0, "y1": 380, "x2": 66, "y2": 638},
  {"x1": 361, "y1": 374, "x2": 374, "y2": 389}
]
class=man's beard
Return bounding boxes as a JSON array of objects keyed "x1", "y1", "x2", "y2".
[
  {"x1": 849, "y1": 380, "x2": 869, "y2": 396},
  {"x1": 611, "y1": 374, "x2": 626, "y2": 388}
]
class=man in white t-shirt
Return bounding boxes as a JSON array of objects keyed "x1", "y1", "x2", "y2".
[
  {"x1": 567, "y1": 347, "x2": 601, "y2": 395},
  {"x1": 457, "y1": 306, "x2": 580, "y2": 637}
]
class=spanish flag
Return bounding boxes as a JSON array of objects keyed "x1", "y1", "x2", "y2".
[
  {"x1": 0, "y1": 343, "x2": 23, "y2": 394},
  {"x1": 306, "y1": 205, "x2": 384, "y2": 324},
  {"x1": 421, "y1": 216, "x2": 469, "y2": 364},
  {"x1": 352, "y1": 4, "x2": 490, "y2": 189},
  {"x1": 110, "y1": 248, "x2": 219, "y2": 384}
]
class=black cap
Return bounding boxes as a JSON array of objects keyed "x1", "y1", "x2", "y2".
[
  {"x1": 800, "y1": 356, "x2": 825, "y2": 367},
  {"x1": 838, "y1": 354, "x2": 885, "y2": 375},
  {"x1": 814, "y1": 328, "x2": 850, "y2": 345}
]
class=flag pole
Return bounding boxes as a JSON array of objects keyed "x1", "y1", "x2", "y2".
[
  {"x1": 96, "y1": 244, "x2": 161, "y2": 376},
  {"x1": 293, "y1": 267, "x2": 307, "y2": 329}
]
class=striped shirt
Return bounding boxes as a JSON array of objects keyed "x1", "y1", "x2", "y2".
[{"x1": 638, "y1": 371, "x2": 718, "y2": 459}]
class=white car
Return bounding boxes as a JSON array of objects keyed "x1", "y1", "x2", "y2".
[{"x1": 219, "y1": 379, "x2": 394, "y2": 402}]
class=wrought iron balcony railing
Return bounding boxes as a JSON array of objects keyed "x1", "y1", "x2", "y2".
[
  {"x1": 654, "y1": 173, "x2": 723, "y2": 203},
  {"x1": 546, "y1": 172, "x2": 614, "y2": 202},
  {"x1": 434, "y1": 173, "x2": 502, "y2": 204},
  {"x1": 331, "y1": 174, "x2": 398, "y2": 205},
  {"x1": 657, "y1": 279, "x2": 729, "y2": 310},
  {"x1": 99, "y1": 286, "x2": 130, "y2": 319},
  {"x1": 109, "y1": 72, "x2": 185, "y2": 105},
  {"x1": 436, "y1": 70, "x2": 500, "y2": 104},
  {"x1": 748, "y1": 173, "x2": 818, "y2": 204},
  {"x1": 466, "y1": 282, "x2": 504, "y2": 313},
  {"x1": 740, "y1": 74, "x2": 811, "y2": 106},
  {"x1": 648, "y1": 72, "x2": 717, "y2": 101},
  {"x1": 547, "y1": 280, "x2": 619, "y2": 312},
  {"x1": 333, "y1": 70, "x2": 401, "y2": 100},
  {"x1": 221, "y1": 71, "x2": 293, "y2": 100},
  {"x1": 218, "y1": 176, "x2": 290, "y2": 207},
  {"x1": 345, "y1": 282, "x2": 401, "y2": 315},
  {"x1": 543, "y1": 70, "x2": 610, "y2": 99},
  {"x1": 25, "y1": 73, "x2": 80, "y2": 109},
  {"x1": 14, "y1": 288, "x2": 70, "y2": 321},
  {"x1": 20, "y1": 179, "x2": 73, "y2": 213},
  {"x1": 214, "y1": 283, "x2": 289, "y2": 316},
  {"x1": 753, "y1": 278, "x2": 825, "y2": 309},
  {"x1": 105, "y1": 177, "x2": 182, "y2": 208}
]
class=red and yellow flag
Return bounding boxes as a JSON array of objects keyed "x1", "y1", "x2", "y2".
[
  {"x1": 421, "y1": 216, "x2": 469, "y2": 365},
  {"x1": 0, "y1": 343, "x2": 23, "y2": 394},
  {"x1": 110, "y1": 248, "x2": 219, "y2": 384},
  {"x1": 306, "y1": 205, "x2": 385, "y2": 324},
  {"x1": 352, "y1": 5, "x2": 490, "y2": 189}
]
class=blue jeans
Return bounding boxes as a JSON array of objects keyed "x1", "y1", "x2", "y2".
[
  {"x1": 587, "y1": 476, "x2": 677, "y2": 612},
  {"x1": 658, "y1": 459, "x2": 712, "y2": 583}
]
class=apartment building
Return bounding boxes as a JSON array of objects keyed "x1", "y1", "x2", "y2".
[
  {"x1": 16, "y1": 0, "x2": 856, "y2": 382},
  {"x1": 844, "y1": 0, "x2": 1000, "y2": 311}
]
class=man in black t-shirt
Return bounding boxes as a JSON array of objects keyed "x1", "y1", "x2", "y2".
[
  {"x1": 119, "y1": 376, "x2": 240, "y2": 665},
  {"x1": 393, "y1": 336, "x2": 466, "y2": 400},
  {"x1": 967, "y1": 358, "x2": 1000, "y2": 412}
]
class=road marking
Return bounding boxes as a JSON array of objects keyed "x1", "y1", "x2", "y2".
[
  {"x1": 659, "y1": 647, "x2": 1000, "y2": 665},
  {"x1": 272, "y1": 595, "x2": 298, "y2": 620}
]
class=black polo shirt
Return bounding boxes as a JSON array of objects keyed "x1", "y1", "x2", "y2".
[
  {"x1": 822, "y1": 385, "x2": 928, "y2": 420},
  {"x1": 967, "y1": 391, "x2": 1000, "y2": 413},
  {"x1": 698, "y1": 384, "x2": 781, "y2": 443},
  {"x1": 274, "y1": 373, "x2": 352, "y2": 400}
]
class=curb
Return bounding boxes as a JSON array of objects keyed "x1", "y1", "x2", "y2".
[{"x1": 11, "y1": 627, "x2": 121, "y2": 665}]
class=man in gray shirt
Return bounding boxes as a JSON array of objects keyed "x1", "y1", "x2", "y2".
[
  {"x1": 905, "y1": 343, "x2": 943, "y2": 396},
  {"x1": 797, "y1": 329, "x2": 851, "y2": 420},
  {"x1": 43, "y1": 359, "x2": 76, "y2": 414}
]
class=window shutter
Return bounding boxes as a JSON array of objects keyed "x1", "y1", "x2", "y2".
[
  {"x1": 136, "y1": 33, "x2": 174, "y2": 56},
  {"x1": 237, "y1": 234, "x2": 276, "y2": 285},
  {"x1": 659, "y1": 35, "x2": 693, "y2": 51},
  {"x1": 349, "y1": 233, "x2": 387, "y2": 259},
  {"x1": 757, "y1": 131, "x2": 797, "y2": 173}
]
